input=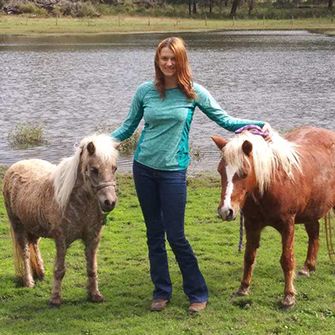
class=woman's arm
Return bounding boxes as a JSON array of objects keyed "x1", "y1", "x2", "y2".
[
  {"x1": 111, "y1": 84, "x2": 146, "y2": 142},
  {"x1": 194, "y1": 83, "x2": 265, "y2": 132}
]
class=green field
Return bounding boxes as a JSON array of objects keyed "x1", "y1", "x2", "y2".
[
  {"x1": 0, "y1": 172, "x2": 334, "y2": 334},
  {"x1": 0, "y1": 15, "x2": 334, "y2": 36}
]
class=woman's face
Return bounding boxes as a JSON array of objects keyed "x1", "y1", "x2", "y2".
[{"x1": 158, "y1": 47, "x2": 176, "y2": 79}]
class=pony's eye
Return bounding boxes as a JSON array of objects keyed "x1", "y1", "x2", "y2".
[
  {"x1": 238, "y1": 170, "x2": 248, "y2": 179},
  {"x1": 112, "y1": 166, "x2": 117, "y2": 173},
  {"x1": 90, "y1": 167, "x2": 99, "y2": 175},
  {"x1": 240, "y1": 173, "x2": 248, "y2": 179}
]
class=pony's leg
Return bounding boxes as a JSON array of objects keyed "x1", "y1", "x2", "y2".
[
  {"x1": 85, "y1": 236, "x2": 104, "y2": 303},
  {"x1": 236, "y1": 224, "x2": 261, "y2": 296},
  {"x1": 280, "y1": 222, "x2": 296, "y2": 308},
  {"x1": 50, "y1": 238, "x2": 67, "y2": 306},
  {"x1": 28, "y1": 234, "x2": 45, "y2": 280},
  {"x1": 298, "y1": 221, "x2": 319, "y2": 277}
]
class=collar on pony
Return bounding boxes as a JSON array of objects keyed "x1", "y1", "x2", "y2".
[{"x1": 235, "y1": 125, "x2": 269, "y2": 138}]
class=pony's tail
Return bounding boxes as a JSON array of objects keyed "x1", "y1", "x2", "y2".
[
  {"x1": 324, "y1": 210, "x2": 335, "y2": 263},
  {"x1": 9, "y1": 227, "x2": 43, "y2": 284},
  {"x1": 9, "y1": 226, "x2": 25, "y2": 283}
]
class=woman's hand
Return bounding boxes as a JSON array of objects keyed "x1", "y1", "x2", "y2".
[{"x1": 262, "y1": 122, "x2": 273, "y2": 142}]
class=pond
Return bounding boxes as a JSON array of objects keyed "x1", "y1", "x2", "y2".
[{"x1": 1, "y1": 30, "x2": 334, "y2": 172}]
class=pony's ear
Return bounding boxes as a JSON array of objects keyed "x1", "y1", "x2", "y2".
[
  {"x1": 211, "y1": 135, "x2": 227, "y2": 150},
  {"x1": 87, "y1": 142, "x2": 96, "y2": 156},
  {"x1": 242, "y1": 140, "x2": 253, "y2": 157}
]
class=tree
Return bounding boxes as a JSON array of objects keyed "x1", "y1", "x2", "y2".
[
  {"x1": 248, "y1": 0, "x2": 254, "y2": 15},
  {"x1": 192, "y1": 0, "x2": 197, "y2": 14},
  {"x1": 230, "y1": 0, "x2": 240, "y2": 16},
  {"x1": 188, "y1": 0, "x2": 197, "y2": 15},
  {"x1": 208, "y1": 0, "x2": 213, "y2": 13}
]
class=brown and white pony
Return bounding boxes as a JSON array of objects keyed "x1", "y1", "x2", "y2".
[
  {"x1": 2, "y1": 134, "x2": 118, "y2": 306},
  {"x1": 212, "y1": 126, "x2": 335, "y2": 307}
]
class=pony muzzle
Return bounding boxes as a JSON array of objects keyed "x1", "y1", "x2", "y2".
[
  {"x1": 218, "y1": 206, "x2": 237, "y2": 221},
  {"x1": 96, "y1": 185, "x2": 117, "y2": 213},
  {"x1": 100, "y1": 198, "x2": 116, "y2": 213}
]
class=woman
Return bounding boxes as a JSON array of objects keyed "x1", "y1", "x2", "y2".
[{"x1": 112, "y1": 37, "x2": 271, "y2": 313}]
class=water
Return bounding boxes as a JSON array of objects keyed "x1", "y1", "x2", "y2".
[{"x1": 1, "y1": 30, "x2": 334, "y2": 172}]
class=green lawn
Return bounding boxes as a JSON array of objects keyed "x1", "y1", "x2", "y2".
[
  {"x1": 0, "y1": 173, "x2": 334, "y2": 334},
  {"x1": 0, "y1": 15, "x2": 334, "y2": 36}
]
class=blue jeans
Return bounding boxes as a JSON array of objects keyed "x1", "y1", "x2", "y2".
[{"x1": 133, "y1": 160, "x2": 208, "y2": 303}]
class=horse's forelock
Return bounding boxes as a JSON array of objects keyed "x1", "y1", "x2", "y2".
[
  {"x1": 223, "y1": 131, "x2": 301, "y2": 194},
  {"x1": 81, "y1": 134, "x2": 119, "y2": 164},
  {"x1": 223, "y1": 139, "x2": 248, "y2": 176}
]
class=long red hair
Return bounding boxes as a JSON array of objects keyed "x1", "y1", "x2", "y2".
[{"x1": 154, "y1": 37, "x2": 196, "y2": 99}]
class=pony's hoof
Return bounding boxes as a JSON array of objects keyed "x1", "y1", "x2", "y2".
[
  {"x1": 298, "y1": 268, "x2": 310, "y2": 277},
  {"x1": 49, "y1": 297, "x2": 62, "y2": 307},
  {"x1": 235, "y1": 287, "x2": 250, "y2": 297},
  {"x1": 36, "y1": 272, "x2": 45, "y2": 281},
  {"x1": 49, "y1": 301, "x2": 61, "y2": 308},
  {"x1": 89, "y1": 293, "x2": 104, "y2": 303},
  {"x1": 281, "y1": 295, "x2": 295, "y2": 309},
  {"x1": 24, "y1": 280, "x2": 35, "y2": 288}
]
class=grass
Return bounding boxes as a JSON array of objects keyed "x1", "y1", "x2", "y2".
[
  {"x1": 7, "y1": 123, "x2": 47, "y2": 149},
  {"x1": 0, "y1": 172, "x2": 334, "y2": 334},
  {"x1": 0, "y1": 15, "x2": 334, "y2": 36}
]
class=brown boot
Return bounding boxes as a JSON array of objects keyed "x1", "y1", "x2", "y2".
[
  {"x1": 188, "y1": 301, "x2": 207, "y2": 314},
  {"x1": 150, "y1": 299, "x2": 169, "y2": 311}
]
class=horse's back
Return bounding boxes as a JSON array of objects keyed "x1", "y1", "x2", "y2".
[
  {"x1": 3, "y1": 159, "x2": 55, "y2": 189},
  {"x1": 3, "y1": 159, "x2": 56, "y2": 221},
  {"x1": 285, "y1": 126, "x2": 335, "y2": 168},
  {"x1": 6, "y1": 158, "x2": 54, "y2": 174},
  {"x1": 284, "y1": 126, "x2": 335, "y2": 219},
  {"x1": 285, "y1": 126, "x2": 335, "y2": 151}
]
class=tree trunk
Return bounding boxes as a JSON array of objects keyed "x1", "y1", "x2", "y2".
[
  {"x1": 248, "y1": 0, "x2": 254, "y2": 15},
  {"x1": 192, "y1": 0, "x2": 197, "y2": 14},
  {"x1": 189, "y1": 0, "x2": 192, "y2": 16},
  {"x1": 230, "y1": 0, "x2": 240, "y2": 16},
  {"x1": 329, "y1": 0, "x2": 333, "y2": 10},
  {"x1": 225, "y1": 0, "x2": 229, "y2": 7}
]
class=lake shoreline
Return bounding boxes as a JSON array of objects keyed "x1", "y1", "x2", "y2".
[
  {"x1": 1, "y1": 15, "x2": 334, "y2": 37},
  {"x1": 1, "y1": 28, "x2": 334, "y2": 38}
]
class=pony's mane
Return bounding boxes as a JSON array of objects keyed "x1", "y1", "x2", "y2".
[
  {"x1": 52, "y1": 134, "x2": 118, "y2": 210},
  {"x1": 223, "y1": 130, "x2": 301, "y2": 194}
]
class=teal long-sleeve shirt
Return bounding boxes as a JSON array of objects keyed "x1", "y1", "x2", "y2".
[{"x1": 111, "y1": 80, "x2": 265, "y2": 171}]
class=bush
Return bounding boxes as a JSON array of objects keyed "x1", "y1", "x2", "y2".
[
  {"x1": 16, "y1": 1, "x2": 48, "y2": 15},
  {"x1": 76, "y1": 1, "x2": 100, "y2": 17},
  {"x1": 95, "y1": 123, "x2": 140, "y2": 155},
  {"x1": 8, "y1": 123, "x2": 48, "y2": 149},
  {"x1": 0, "y1": 165, "x2": 7, "y2": 183},
  {"x1": 17, "y1": 2, "x2": 38, "y2": 13},
  {"x1": 1, "y1": 0, "x2": 334, "y2": 19},
  {"x1": 54, "y1": 0, "x2": 100, "y2": 17},
  {"x1": 118, "y1": 130, "x2": 140, "y2": 155},
  {"x1": 190, "y1": 144, "x2": 204, "y2": 162}
]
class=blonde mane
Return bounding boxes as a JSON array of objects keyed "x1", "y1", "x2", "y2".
[
  {"x1": 52, "y1": 134, "x2": 118, "y2": 210},
  {"x1": 223, "y1": 131, "x2": 301, "y2": 194}
]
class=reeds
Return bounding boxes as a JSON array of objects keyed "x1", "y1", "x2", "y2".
[{"x1": 8, "y1": 123, "x2": 47, "y2": 149}]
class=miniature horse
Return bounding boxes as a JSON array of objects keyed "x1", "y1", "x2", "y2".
[
  {"x1": 2, "y1": 134, "x2": 118, "y2": 306},
  {"x1": 212, "y1": 126, "x2": 335, "y2": 307}
]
